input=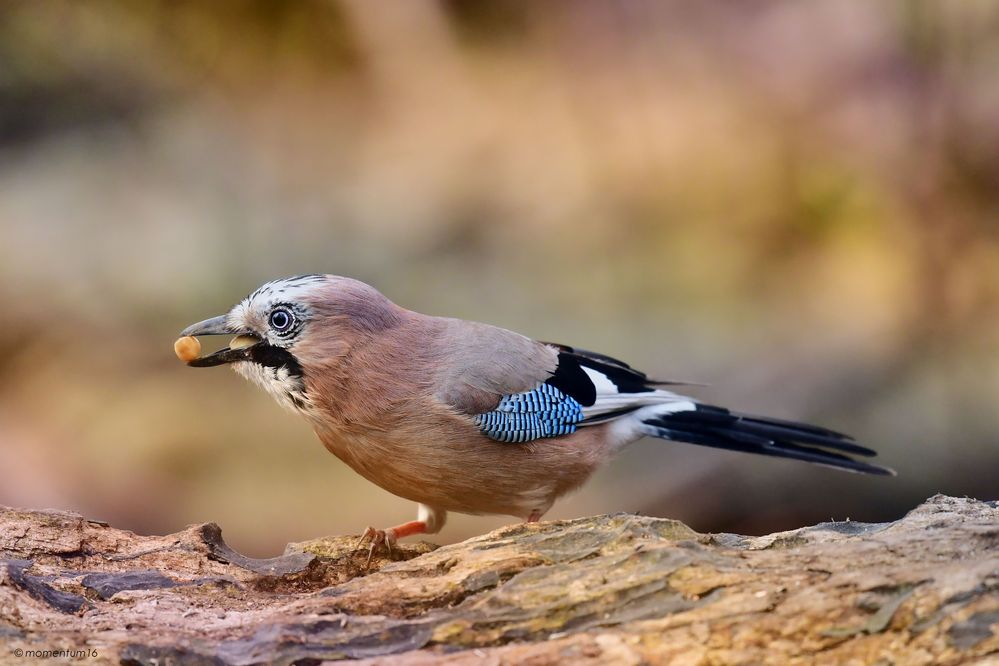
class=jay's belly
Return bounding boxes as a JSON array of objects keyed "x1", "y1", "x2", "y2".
[{"x1": 314, "y1": 421, "x2": 611, "y2": 519}]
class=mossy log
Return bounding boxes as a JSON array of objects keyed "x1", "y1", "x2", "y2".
[{"x1": 1, "y1": 495, "x2": 997, "y2": 664}]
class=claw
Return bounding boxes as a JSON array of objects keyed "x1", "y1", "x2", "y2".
[
  {"x1": 354, "y1": 526, "x2": 397, "y2": 567},
  {"x1": 354, "y1": 526, "x2": 377, "y2": 552}
]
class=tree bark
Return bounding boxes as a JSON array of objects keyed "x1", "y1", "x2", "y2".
[{"x1": 1, "y1": 495, "x2": 997, "y2": 664}]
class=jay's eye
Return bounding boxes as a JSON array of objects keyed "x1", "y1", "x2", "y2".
[{"x1": 269, "y1": 308, "x2": 294, "y2": 333}]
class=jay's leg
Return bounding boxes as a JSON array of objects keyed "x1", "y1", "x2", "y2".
[{"x1": 356, "y1": 503, "x2": 446, "y2": 566}]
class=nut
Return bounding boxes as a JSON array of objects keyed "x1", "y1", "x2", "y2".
[{"x1": 174, "y1": 336, "x2": 201, "y2": 363}]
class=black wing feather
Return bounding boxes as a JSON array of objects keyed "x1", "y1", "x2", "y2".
[{"x1": 542, "y1": 343, "x2": 697, "y2": 400}]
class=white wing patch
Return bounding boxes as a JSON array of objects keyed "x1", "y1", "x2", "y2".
[
  {"x1": 581, "y1": 366, "x2": 618, "y2": 394},
  {"x1": 579, "y1": 366, "x2": 696, "y2": 420}
]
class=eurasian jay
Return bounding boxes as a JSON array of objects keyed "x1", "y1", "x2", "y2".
[{"x1": 179, "y1": 275, "x2": 892, "y2": 555}]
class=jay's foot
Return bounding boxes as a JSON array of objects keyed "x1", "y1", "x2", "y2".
[
  {"x1": 354, "y1": 526, "x2": 395, "y2": 567},
  {"x1": 354, "y1": 520, "x2": 428, "y2": 568}
]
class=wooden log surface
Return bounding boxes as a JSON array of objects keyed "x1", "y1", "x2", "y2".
[{"x1": 1, "y1": 495, "x2": 997, "y2": 664}]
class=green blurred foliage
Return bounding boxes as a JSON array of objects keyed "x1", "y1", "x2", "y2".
[{"x1": 0, "y1": 1, "x2": 997, "y2": 555}]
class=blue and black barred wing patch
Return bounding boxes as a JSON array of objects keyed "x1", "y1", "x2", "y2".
[{"x1": 474, "y1": 383, "x2": 584, "y2": 443}]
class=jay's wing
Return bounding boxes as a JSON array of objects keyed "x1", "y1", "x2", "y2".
[
  {"x1": 433, "y1": 319, "x2": 559, "y2": 417},
  {"x1": 433, "y1": 326, "x2": 892, "y2": 474},
  {"x1": 435, "y1": 325, "x2": 684, "y2": 444}
]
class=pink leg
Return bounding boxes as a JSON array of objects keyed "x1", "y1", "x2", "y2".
[
  {"x1": 389, "y1": 520, "x2": 428, "y2": 539},
  {"x1": 527, "y1": 510, "x2": 543, "y2": 523}
]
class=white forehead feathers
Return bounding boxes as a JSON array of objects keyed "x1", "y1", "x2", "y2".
[{"x1": 226, "y1": 274, "x2": 327, "y2": 333}]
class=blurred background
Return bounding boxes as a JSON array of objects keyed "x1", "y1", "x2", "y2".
[{"x1": 1, "y1": 1, "x2": 997, "y2": 556}]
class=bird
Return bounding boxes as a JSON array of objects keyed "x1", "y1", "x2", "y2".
[{"x1": 179, "y1": 274, "x2": 893, "y2": 558}]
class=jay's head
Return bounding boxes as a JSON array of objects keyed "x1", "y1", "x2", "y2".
[{"x1": 180, "y1": 274, "x2": 402, "y2": 412}]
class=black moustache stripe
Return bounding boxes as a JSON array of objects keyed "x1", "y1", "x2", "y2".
[{"x1": 248, "y1": 344, "x2": 304, "y2": 378}]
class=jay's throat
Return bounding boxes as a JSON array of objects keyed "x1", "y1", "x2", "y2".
[{"x1": 180, "y1": 333, "x2": 308, "y2": 411}]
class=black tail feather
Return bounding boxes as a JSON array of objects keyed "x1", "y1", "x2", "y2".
[{"x1": 642, "y1": 405, "x2": 894, "y2": 476}]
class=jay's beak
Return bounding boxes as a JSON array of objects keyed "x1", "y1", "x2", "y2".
[
  {"x1": 180, "y1": 315, "x2": 231, "y2": 337},
  {"x1": 179, "y1": 315, "x2": 263, "y2": 367}
]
